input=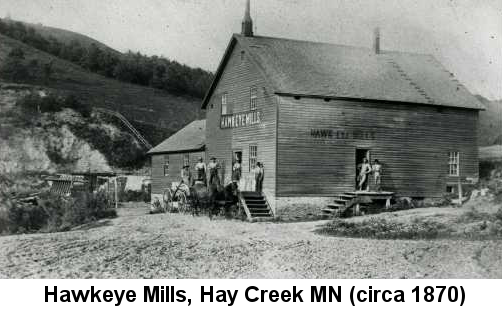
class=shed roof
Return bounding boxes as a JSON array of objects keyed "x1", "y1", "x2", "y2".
[
  {"x1": 147, "y1": 120, "x2": 205, "y2": 155},
  {"x1": 202, "y1": 34, "x2": 483, "y2": 110}
]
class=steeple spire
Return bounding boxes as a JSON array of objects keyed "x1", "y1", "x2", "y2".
[{"x1": 241, "y1": 0, "x2": 253, "y2": 37}]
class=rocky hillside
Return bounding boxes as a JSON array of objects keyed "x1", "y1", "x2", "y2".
[{"x1": 0, "y1": 84, "x2": 145, "y2": 175}]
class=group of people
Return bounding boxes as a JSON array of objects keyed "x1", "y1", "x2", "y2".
[
  {"x1": 183, "y1": 155, "x2": 380, "y2": 193},
  {"x1": 231, "y1": 157, "x2": 264, "y2": 193},
  {"x1": 180, "y1": 156, "x2": 265, "y2": 193},
  {"x1": 180, "y1": 157, "x2": 220, "y2": 187},
  {"x1": 357, "y1": 158, "x2": 382, "y2": 191}
]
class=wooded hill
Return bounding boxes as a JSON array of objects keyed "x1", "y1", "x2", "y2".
[
  {"x1": 477, "y1": 95, "x2": 502, "y2": 147},
  {"x1": 0, "y1": 18, "x2": 211, "y2": 145}
]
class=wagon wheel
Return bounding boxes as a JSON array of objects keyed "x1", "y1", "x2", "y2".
[
  {"x1": 163, "y1": 188, "x2": 173, "y2": 212},
  {"x1": 178, "y1": 192, "x2": 188, "y2": 214}
]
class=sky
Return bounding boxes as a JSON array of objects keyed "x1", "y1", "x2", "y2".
[{"x1": 1, "y1": 0, "x2": 501, "y2": 99}]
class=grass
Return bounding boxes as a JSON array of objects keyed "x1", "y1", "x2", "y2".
[
  {"x1": 318, "y1": 217, "x2": 453, "y2": 240},
  {"x1": 317, "y1": 197, "x2": 502, "y2": 240}
]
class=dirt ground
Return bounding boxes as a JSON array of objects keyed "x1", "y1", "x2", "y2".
[{"x1": 1, "y1": 202, "x2": 501, "y2": 279}]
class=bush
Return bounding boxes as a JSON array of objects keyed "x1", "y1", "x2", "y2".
[
  {"x1": 55, "y1": 191, "x2": 116, "y2": 231},
  {"x1": 2, "y1": 200, "x2": 48, "y2": 233},
  {"x1": 456, "y1": 207, "x2": 491, "y2": 223},
  {"x1": 16, "y1": 93, "x2": 92, "y2": 118},
  {"x1": 0, "y1": 191, "x2": 117, "y2": 234},
  {"x1": 0, "y1": 47, "x2": 29, "y2": 82},
  {"x1": 318, "y1": 217, "x2": 451, "y2": 240},
  {"x1": 495, "y1": 207, "x2": 502, "y2": 222}
]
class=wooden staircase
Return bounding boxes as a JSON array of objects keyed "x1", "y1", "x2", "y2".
[
  {"x1": 322, "y1": 192, "x2": 357, "y2": 216},
  {"x1": 323, "y1": 191, "x2": 394, "y2": 217},
  {"x1": 240, "y1": 191, "x2": 273, "y2": 222},
  {"x1": 95, "y1": 108, "x2": 152, "y2": 150}
]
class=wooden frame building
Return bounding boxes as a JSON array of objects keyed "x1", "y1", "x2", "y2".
[
  {"x1": 148, "y1": 120, "x2": 205, "y2": 205},
  {"x1": 198, "y1": 1, "x2": 484, "y2": 219}
]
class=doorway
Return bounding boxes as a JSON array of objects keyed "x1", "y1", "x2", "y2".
[
  {"x1": 231, "y1": 150, "x2": 243, "y2": 180},
  {"x1": 232, "y1": 150, "x2": 242, "y2": 165},
  {"x1": 355, "y1": 148, "x2": 371, "y2": 190}
]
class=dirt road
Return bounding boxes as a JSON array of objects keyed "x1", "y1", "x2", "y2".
[{"x1": 1, "y1": 204, "x2": 501, "y2": 278}]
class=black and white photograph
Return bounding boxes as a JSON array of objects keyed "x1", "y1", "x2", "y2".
[{"x1": 0, "y1": 0, "x2": 501, "y2": 279}]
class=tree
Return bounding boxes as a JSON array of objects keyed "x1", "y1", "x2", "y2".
[
  {"x1": 0, "y1": 47, "x2": 29, "y2": 82},
  {"x1": 0, "y1": 19, "x2": 214, "y2": 98},
  {"x1": 42, "y1": 60, "x2": 54, "y2": 83},
  {"x1": 82, "y1": 43, "x2": 102, "y2": 72}
]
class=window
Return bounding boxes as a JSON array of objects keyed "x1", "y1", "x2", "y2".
[
  {"x1": 240, "y1": 50, "x2": 245, "y2": 62},
  {"x1": 163, "y1": 155, "x2": 169, "y2": 176},
  {"x1": 250, "y1": 86, "x2": 258, "y2": 110},
  {"x1": 249, "y1": 145, "x2": 257, "y2": 172},
  {"x1": 183, "y1": 154, "x2": 190, "y2": 167},
  {"x1": 221, "y1": 93, "x2": 228, "y2": 115},
  {"x1": 448, "y1": 152, "x2": 459, "y2": 176}
]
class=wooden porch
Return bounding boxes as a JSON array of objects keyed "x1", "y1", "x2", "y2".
[{"x1": 323, "y1": 191, "x2": 395, "y2": 217}]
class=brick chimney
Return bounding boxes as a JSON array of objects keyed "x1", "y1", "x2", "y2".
[{"x1": 374, "y1": 27, "x2": 381, "y2": 54}]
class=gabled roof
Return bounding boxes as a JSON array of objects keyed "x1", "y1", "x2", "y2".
[
  {"x1": 147, "y1": 120, "x2": 205, "y2": 155},
  {"x1": 202, "y1": 34, "x2": 484, "y2": 110}
]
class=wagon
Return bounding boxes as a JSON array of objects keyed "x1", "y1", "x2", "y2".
[{"x1": 163, "y1": 181, "x2": 190, "y2": 213}]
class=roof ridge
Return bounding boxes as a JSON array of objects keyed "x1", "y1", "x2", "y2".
[{"x1": 234, "y1": 33, "x2": 435, "y2": 58}]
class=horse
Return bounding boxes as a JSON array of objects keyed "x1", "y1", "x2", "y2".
[
  {"x1": 189, "y1": 182, "x2": 209, "y2": 216},
  {"x1": 204, "y1": 170, "x2": 241, "y2": 220},
  {"x1": 190, "y1": 169, "x2": 240, "y2": 219},
  {"x1": 209, "y1": 181, "x2": 239, "y2": 219}
]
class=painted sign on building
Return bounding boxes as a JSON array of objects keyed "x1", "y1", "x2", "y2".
[
  {"x1": 310, "y1": 129, "x2": 375, "y2": 140},
  {"x1": 220, "y1": 110, "x2": 262, "y2": 129}
]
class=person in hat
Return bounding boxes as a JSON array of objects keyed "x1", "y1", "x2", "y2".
[
  {"x1": 195, "y1": 157, "x2": 207, "y2": 184},
  {"x1": 232, "y1": 154, "x2": 242, "y2": 184},
  {"x1": 207, "y1": 156, "x2": 221, "y2": 187},
  {"x1": 254, "y1": 162, "x2": 264, "y2": 193},
  {"x1": 181, "y1": 164, "x2": 192, "y2": 186}
]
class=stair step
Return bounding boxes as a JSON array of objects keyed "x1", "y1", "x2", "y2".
[
  {"x1": 250, "y1": 210, "x2": 271, "y2": 214},
  {"x1": 322, "y1": 209, "x2": 338, "y2": 214},
  {"x1": 327, "y1": 203, "x2": 345, "y2": 209},
  {"x1": 248, "y1": 208, "x2": 269, "y2": 212},
  {"x1": 245, "y1": 198, "x2": 266, "y2": 203},
  {"x1": 241, "y1": 191, "x2": 263, "y2": 197},
  {"x1": 250, "y1": 211, "x2": 271, "y2": 217},
  {"x1": 246, "y1": 201, "x2": 267, "y2": 205},
  {"x1": 240, "y1": 192, "x2": 273, "y2": 220},
  {"x1": 250, "y1": 214, "x2": 272, "y2": 218},
  {"x1": 246, "y1": 203, "x2": 268, "y2": 209},
  {"x1": 340, "y1": 194, "x2": 356, "y2": 199},
  {"x1": 334, "y1": 198, "x2": 349, "y2": 204}
]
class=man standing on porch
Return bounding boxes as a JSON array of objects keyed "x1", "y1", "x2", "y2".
[
  {"x1": 373, "y1": 159, "x2": 382, "y2": 191},
  {"x1": 232, "y1": 157, "x2": 242, "y2": 183},
  {"x1": 358, "y1": 158, "x2": 372, "y2": 191},
  {"x1": 208, "y1": 157, "x2": 221, "y2": 186},
  {"x1": 195, "y1": 157, "x2": 206, "y2": 185},
  {"x1": 254, "y1": 162, "x2": 264, "y2": 193}
]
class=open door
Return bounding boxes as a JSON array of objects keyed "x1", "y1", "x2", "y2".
[
  {"x1": 355, "y1": 148, "x2": 371, "y2": 190},
  {"x1": 232, "y1": 150, "x2": 243, "y2": 165},
  {"x1": 231, "y1": 150, "x2": 243, "y2": 185}
]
